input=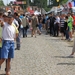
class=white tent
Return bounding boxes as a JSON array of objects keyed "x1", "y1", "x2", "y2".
[
  {"x1": 41, "y1": 8, "x2": 46, "y2": 14},
  {"x1": 72, "y1": 7, "x2": 75, "y2": 13},
  {"x1": 46, "y1": 6, "x2": 64, "y2": 14},
  {"x1": 34, "y1": 11, "x2": 41, "y2": 15},
  {"x1": 57, "y1": 6, "x2": 64, "y2": 12}
]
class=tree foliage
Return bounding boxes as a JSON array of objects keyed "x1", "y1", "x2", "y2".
[
  {"x1": 16, "y1": 0, "x2": 68, "y2": 11},
  {"x1": 0, "y1": 0, "x2": 4, "y2": 6},
  {"x1": 59, "y1": 0, "x2": 68, "y2": 4},
  {"x1": 28, "y1": 0, "x2": 68, "y2": 11}
]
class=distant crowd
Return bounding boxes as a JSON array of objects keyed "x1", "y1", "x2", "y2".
[{"x1": 0, "y1": 9, "x2": 75, "y2": 75}]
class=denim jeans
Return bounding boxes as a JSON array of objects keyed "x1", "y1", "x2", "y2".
[
  {"x1": 16, "y1": 34, "x2": 20, "y2": 49},
  {"x1": 1, "y1": 40, "x2": 15, "y2": 59},
  {"x1": 39, "y1": 24, "x2": 42, "y2": 31},
  {"x1": 64, "y1": 30, "x2": 69, "y2": 39},
  {"x1": 23, "y1": 27, "x2": 27, "y2": 37},
  {"x1": 54, "y1": 24, "x2": 59, "y2": 36},
  {"x1": 20, "y1": 28, "x2": 23, "y2": 37}
]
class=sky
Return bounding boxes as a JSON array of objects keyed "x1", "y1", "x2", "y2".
[{"x1": 3, "y1": 0, "x2": 16, "y2": 5}]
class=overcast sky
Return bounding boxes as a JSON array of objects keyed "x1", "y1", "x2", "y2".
[{"x1": 3, "y1": 0, "x2": 16, "y2": 5}]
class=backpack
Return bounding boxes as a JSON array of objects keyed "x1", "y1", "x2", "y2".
[{"x1": 16, "y1": 18, "x2": 21, "y2": 30}]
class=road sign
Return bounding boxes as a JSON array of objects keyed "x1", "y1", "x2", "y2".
[
  {"x1": 22, "y1": 1, "x2": 26, "y2": 4},
  {"x1": 14, "y1": 1, "x2": 26, "y2": 4}
]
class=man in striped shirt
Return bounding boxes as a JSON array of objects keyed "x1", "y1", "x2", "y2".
[{"x1": 60, "y1": 14, "x2": 65, "y2": 40}]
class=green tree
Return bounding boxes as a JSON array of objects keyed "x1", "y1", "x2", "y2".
[
  {"x1": 16, "y1": 0, "x2": 68, "y2": 11},
  {"x1": 0, "y1": 0, "x2": 4, "y2": 6},
  {"x1": 29, "y1": 0, "x2": 47, "y2": 8},
  {"x1": 28, "y1": 0, "x2": 68, "y2": 11}
]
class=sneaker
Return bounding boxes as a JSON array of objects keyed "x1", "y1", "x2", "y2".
[
  {"x1": 68, "y1": 38, "x2": 73, "y2": 42},
  {"x1": 5, "y1": 68, "x2": 6, "y2": 71},
  {"x1": 70, "y1": 39, "x2": 73, "y2": 42},
  {"x1": 67, "y1": 55, "x2": 74, "y2": 58},
  {"x1": 26, "y1": 35, "x2": 27, "y2": 37},
  {"x1": 15, "y1": 48, "x2": 20, "y2": 50},
  {"x1": 17, "y1": 48, "x2": 20, "y2": 50},
  {"x1": 15, "y1": 48, "x2": 17, "y2": 50},
  {"x1": 5, "y1": 67, "x2": 11, "y2": 72}
]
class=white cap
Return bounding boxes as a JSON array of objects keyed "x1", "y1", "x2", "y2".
[
  {"x1": 3, "y1": 12, "x2": 8, "y2": 17},
  {"x1": 7, "y1": 10, "x2": 11, "y2": 13}
]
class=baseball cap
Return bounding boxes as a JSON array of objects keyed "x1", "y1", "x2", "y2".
[
  {"x1": 7, "y1": 10, "x2": 11, "y2": 13},
  {"x1": 8, "y1": 14, "x2": 14, "y2": 18},
  {"x1": 3, "y1": 12, "x2": 8, "y2": 17}
]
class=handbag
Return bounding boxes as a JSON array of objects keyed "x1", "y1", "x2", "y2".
[
  {"x1": 26, "y1": 25, "x2": 29, "y2": 29},
  {"x1": 36, "y1": 24, "x2": 39, "y2": 27}
]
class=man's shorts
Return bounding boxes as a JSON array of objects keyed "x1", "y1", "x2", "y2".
[
  {"x1": 68, "y1": 26, "x2": 72, "y2": 32},
  {"x1": 68, "y1": 27, "x2": 72, "y2": 32},
  {"x1": 1, "y1": 40, "x2": 15, "y2": 59}
]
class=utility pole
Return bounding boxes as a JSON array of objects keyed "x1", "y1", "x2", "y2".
[
  {"x1": 56, "y1": 0, "x2": 60, "y2": 6},
  {"x1": 27, "y1": 0, "x2": 29, "y2": 6}
]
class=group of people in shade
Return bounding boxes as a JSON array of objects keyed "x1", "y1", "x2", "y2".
[
  {"x1": 0, "y1": 9, "x2": 75, "y2": 75},
  {"x1": 45, "y1": 13, "x2": 75, "y2": 57}
]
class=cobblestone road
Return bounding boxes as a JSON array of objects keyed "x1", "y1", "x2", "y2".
[{"x1": 0, "y1": 32, "x2": 75, "y2": 75}]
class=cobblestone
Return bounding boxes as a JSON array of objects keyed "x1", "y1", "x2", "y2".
[{"x1": 0, "y1": 33, "x2": 75, "y2": 75}]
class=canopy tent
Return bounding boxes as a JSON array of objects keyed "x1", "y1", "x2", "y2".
[
  {"x1": 34, "y1": 11, "x2": 41, "y2": 15},
  {"x1": 46, "y1": 6, "x2": 64, "y2": 14},
  {"x1": 41, "y1": 8, "x2": 46, "y2": 14}
]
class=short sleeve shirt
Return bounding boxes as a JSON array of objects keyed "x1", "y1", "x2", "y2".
[{"x1": 68, "y1": 16, "x2": 73, "y2": 30}]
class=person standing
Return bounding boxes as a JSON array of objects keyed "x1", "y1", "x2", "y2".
[
  {"x1": 71, "y1": 13, "x2": 75, "y2": 34},
  {"x1": 31, "y1": 14, "x2": 38, "y2": 38},
  {"x1": 0, "y1": 14, "x2": 17, "y2": 75},
  {"x1": 64, "y1": 16, "x2": 69, "y2": 40},
  {"x1": 67, "y1": 13, "x2": 73, "y2": 41},
  {"x1": 54, "y1": 15, "x2": 60, "y2": 37},
  {"x1": 14, "y1": 12, "x2": 21, "y2": 50},
  {"x1": 48, "y1": 13, "x2": 55, "y2": 36},
  {"x1": 2, "y1": 12, "x2": 10, "y2": 71},
  {"x1": 22, "y1": 14, "x2": 29, "y2": 38},
  {"x1": 60, "y1": 14, "x2": 65, "y2": 40},
  {"x1": 42, "y1": 15, "x2": 46, "y2": 29}
]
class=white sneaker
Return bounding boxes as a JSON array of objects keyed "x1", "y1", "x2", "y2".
[
  {"x1": 68, "y1": 38, "x2": 73, "y2": 42},
  {"x1": 70, "y1": 39, "x2": 73, "y2": 42},
  {"x1": 67, "y1": 55, "x2": 74, "y2": 58}
]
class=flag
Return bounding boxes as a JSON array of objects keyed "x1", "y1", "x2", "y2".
[
  {"x1": 71, "y1": 1, "x2": 75, "y2": 7},
  {"x1": 68, "y1": 1, "x2": 75, "y2": 8},
  {"x1": 74, "y1": 1, "x2": 75, "y2": 6},
  {"x1": 68, "y1": 2, "x2": 72, "y2": 8},
  {"x1": 71, "y1": 2, "x2": 74, "y2": 7}
]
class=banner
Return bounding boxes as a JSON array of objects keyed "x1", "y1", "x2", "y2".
[{"x1": 14, "y1": 1, "x2": 26, "y2": 4}]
